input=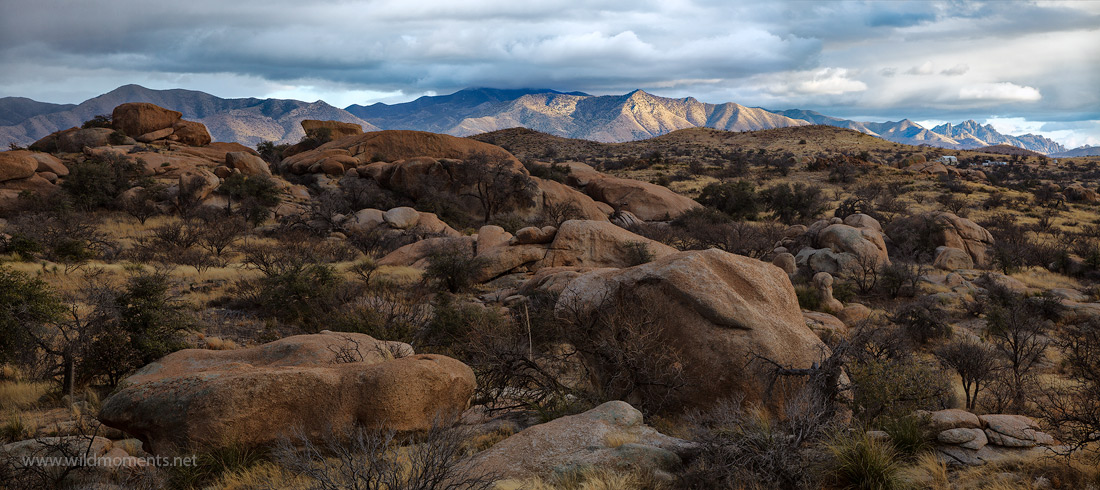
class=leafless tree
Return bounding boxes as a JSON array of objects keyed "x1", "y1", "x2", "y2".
[
  {"x1": 457, "y1": 152, "x2": 537, "y2": 223},
  {"x1": 935, "y1": 339, "x2": 1000, "y2": 410}
]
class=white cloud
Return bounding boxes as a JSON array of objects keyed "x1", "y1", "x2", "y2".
[
  {"x1": 959, "y1": 83, "x2": 1042, "y2": 102},
  {"x1": 765, "y1": 68, "x2": 867, "y2": 96}
]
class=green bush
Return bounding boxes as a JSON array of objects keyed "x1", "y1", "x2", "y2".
[
  {"x1": 61, "y1": 153, "x2": 146, "y2": 210},
  {"x1": 848, "y1": 356, "x2": 952, "y2": 426},
  {"x1": 697, "y1": 180, "x2": 760, "y2": 221},
  {"x1": 80, "y1": 114, "x2": 112, "y2": 129},
  {"x1": 424, "y1": 245, "x2": 482, "y2": 293},
  {"x1": 0, "y1": 266, "x2": 64, "y2": 366},
  {"x1": 761, "y1": 183, "x2": 827, "y2": 223},
  {"x1": 82, "y1": 272, "x2": 192, "y2": 386}
]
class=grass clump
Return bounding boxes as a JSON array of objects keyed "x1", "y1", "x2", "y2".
[{"x1": 825, "y1": 430, "x2": 906, "y2": 490}]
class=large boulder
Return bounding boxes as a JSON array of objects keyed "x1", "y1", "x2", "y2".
[
  {"x1": 584, "y1": 175, "x2": 700, "y2": 221},
  {"x1": 98, "y1": 332, "x2": 475, "y2": 455},
  {"x1": 171, "y1": 120, "x2": 212, "y2": 146},
  {"x1": 465, "y1": 401, "x2": 691, "y2": 482},
  {"x1": 532, "y1": 176, "x2": 612, "y2": 222},
  {"x1": 556, "y1": 249, "x2": 829, "y2": 412},
  {"x1": 377, "y1": 236, "x2": 476, "y2": 269},
  {"x1": 225, "y1": 151, "x2": 271, "y2": 176},
  {"x1": 933, "y1": 246, "x2": 974, "y2": 271},
  {"x1": 112, "y1": 102, "x2": 182, "y2": 137},
  {"x1": 177, "y1": 168, "x2": 220, "y2": 203},
  {"x1": 57, "y1": 127, "x2": 115, "y2": 152},
  {"x1": 817, "y1": 223, "x2": 890, "y2": 268},
  {"x1": 29, "y1": 153, "x2": 69, "y2": 176},
  {"x1": 540, "y1": 220, "x2": 677, "y2": 268},
  {"x1": 301, "y1": 119, "x2": 364, "y2": 141},
  {"x1": 0, "y1": 150, "x2": 39, "y2": 182},
  {"x1": 888, "y1": 212, "x2": 994, "y2": 267}
]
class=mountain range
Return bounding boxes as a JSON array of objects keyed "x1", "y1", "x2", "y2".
[{"x1": 0, "y1": 85, "x2": 1077, "y2": 155}]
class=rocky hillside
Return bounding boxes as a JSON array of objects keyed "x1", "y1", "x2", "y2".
[{"x1": 0, "y1": 85, "x2": 378, "y2": 147}]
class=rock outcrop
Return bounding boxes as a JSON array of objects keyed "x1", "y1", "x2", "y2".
[
  {"x1": 888, "y1": 212, "x2": 994, "y2": 268},
  {"x1": 98, "y1": 332, "x2": 476, "y2": 455},
  {"x1": 465, "y1": 401, "x2": 692, "y2": 482},
  {"x1": 921, "y1": 409, "x2": 1057, "y2": 466},
  {"x1": 0, "y1": 150, "x2": 39, "y2": 182},
  {"x1": 556, "y1": 249, "x2": 828, "y2": 412}
]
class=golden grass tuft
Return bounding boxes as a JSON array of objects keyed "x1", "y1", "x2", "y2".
[
  {"x1": 603, "y1": 431, "x2": 639, "y2": 448},
  {"x1": 204, "y1": 336, "x2": 241, "y2": 350}
]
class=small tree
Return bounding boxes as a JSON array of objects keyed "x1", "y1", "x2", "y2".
[
  {"x1": 982, "y1": 286, "x2": 1057, "y2": 412},
  {"x1": 935, "y1": 339, "x2": 999, "y2": 410},
  {"x1": 458, "y1": 152, "x2": 537, "y2": 223}
]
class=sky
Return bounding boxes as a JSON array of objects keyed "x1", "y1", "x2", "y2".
[{"x1": 1, "y1": 0, "x2": 1098, "y2": 148}]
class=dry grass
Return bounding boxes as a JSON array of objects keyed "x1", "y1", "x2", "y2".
[
  {"x1": 1010, "y1": 267, "x2": 1083, "y2": 291},
  {"x1": 496, "y1": 467, "x2": 661, "y2": 490},
  {"x1": 0, "y1": 380, "x2": 51, "y2": 411},
  {"x1": 201, "y1": 335, "x2": 241, "y2": 350},
  {"x1": 211, "y1": 461, "x2": 309, "y2": 490},
  {"x1": 603, "y1": 431, "x2": 639, "y2": 448}
]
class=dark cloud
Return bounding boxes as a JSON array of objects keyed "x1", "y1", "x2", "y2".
[{"x1": 0, "y1": 0, "x2": 1097, "y2": 145}]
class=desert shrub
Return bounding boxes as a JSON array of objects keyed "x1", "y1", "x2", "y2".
[
  {"x1": 682, "y1": 395, "x2": 834, "y2": 490},
  {"x1": 555, "y1": 291, "x2": 686, "y2": 415},
  {"x1": 1045, "y1": 314, "x2": 1100, "y2": 455},
  {"x1": 80, "y1": 114, "x2": 112, "y2": 129},
  {"x1": 668, "y1": 212, "x2": 784, "y2": 258},
  {"x1": 696, "y1": 180, "x2": 760, "y2": 221},
  {"x1": 80, "y1": 271, "x2": 192, "y2": 387},
  {"x1": 273, "y1": 418, "x2": 495, "y2": 490},
  {"x1": 6, "y1": 212, "x2": 106, "y2": 267},
  {"x1": 525, "y1": 161, "x2": 571, "y2": 183},
  {"x1": 890, "y1": 298, "x2": 951, "y2": 345},
  {"x1": 824, "y1": 431, "x2": 905, "y2": 490},
  {"x1": 795, "y1": 284, "x2": 822, "y2": 311},
  {"x1": 980, "y1": 284, "x2": 1058, "y2": 412},
  {"x1": 0, "y1": 267, "x2": 64, "y2": 367},
  {"x1": 885, "y1": 214, "x2": 945, "y2": 263},
  {"x1": 255, "y1": 140, "x2": 291, "y2": 164},
  {"x1": 876, "y1": 262, "x2": 925, "y2": 299},
  {"x1": 61, "y1": 152, "x2": 146, "y2": 211},
  {"x1": 848, "y1": 356, "x2": 952, "y2": 426},
  {"x1": 327, "y1": 286, "x2": 433, "y2": 346},
  {"x1": 423, "y1": 244, "x2": 482, "y2": 293},
  {"x1": 216, "y1": 173, "x2": 281, "y2": 225},
  {"x1": 295, "y1": 127, "x2": 333, "y2": 152},
  {"x1": 761, "y1": 183, "x2": 826, "y2": 223},
  {"x1": 232, "y1": 241, "x2": 352, "y2": 330},
  {"x1": 623, "y1": 241, "x2": 655, "y2": 266}
]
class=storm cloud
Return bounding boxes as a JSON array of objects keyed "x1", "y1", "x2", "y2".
[{"x1": 1, "y1": 0, "x2": 1098, "y2": 145}]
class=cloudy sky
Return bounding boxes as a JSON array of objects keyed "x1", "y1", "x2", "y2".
[{"x1": 1, "y1": 0, "x2": 1098, "y2": 147}]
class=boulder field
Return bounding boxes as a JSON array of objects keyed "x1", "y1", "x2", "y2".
[{"x1": 97, "y1": 332, "x2": 475, "y2": 456}]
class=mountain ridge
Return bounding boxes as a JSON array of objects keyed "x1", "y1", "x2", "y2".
[
  {"x1": 0, "y1": 85, "x2": 1076, "y2": 154},
  {"x1": 0, "y1": 84, "x2": 378, "y2": 147}
]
